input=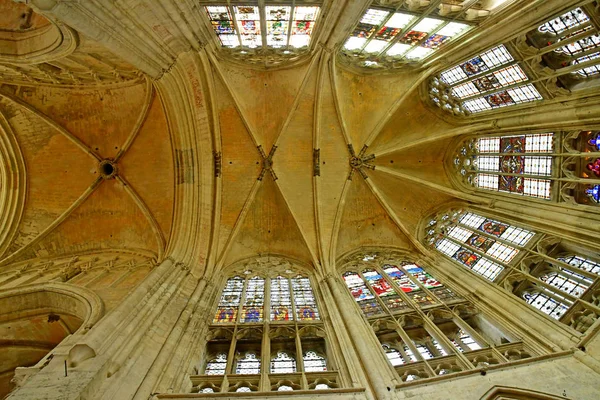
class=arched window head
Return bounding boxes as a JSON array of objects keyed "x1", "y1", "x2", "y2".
[
  {"x1": 270, "y1": 351, "x2": 296, "y2": 374},
  {"x1": 205, "y1": 353, "x2": 227, "y2": 375},
  {"x1": 303, "y1": 351, "x2": 327, "y2": 372},
  {"x1": 236, "y1": 352, "x2": 261, "y2": 375},
  {"x1": 202, "y1": 2, "x2": 321, "y2": 64}
]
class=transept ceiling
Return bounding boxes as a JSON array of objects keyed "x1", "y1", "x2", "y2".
[{"x1": 0, "y1": 0, "x2": 595, "y2": 279}]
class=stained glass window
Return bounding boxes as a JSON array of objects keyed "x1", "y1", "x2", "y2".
[
  {"x1": 432, "y1": 211, "x2": 535, "y2": 281},
  {"x1": 205, "y1": 264, "x2": 330, "y2": 391},
  {"x1": 427, "y1": 209, "x2": 600, "y2": 331},
  {"x1": 433, "y1": 45, "x2": 542, "y2": 114},
  {"x1": 271, "y1": 276, "x2": 292, "y2": 321},
  {"x1": 205, "y1": 353, "x2": 227, "y2": 375},
  {"x1": 292, "y1": 276, "x2": 320, "y2": 320},
  {"x1": 534, "y1": 7, "x2": 600, "y2": 78},
  {"x1": 539, "y1": 8, "x2": 590, "y2": 36},
  {"x1": 303, "y1": 351, "x2": 327, "y2": 372},
  {"x1": 559, "y1": 256, "x2": 600, "y2": 274},
  {"x1": 342, "y1": 262, "x2": 459, "y2": 318},
  {"x1": 236, "y1": 352, "x2": 261, "y2": 374},
  {"x1": 270, "y1": 351, "x2": 296, "y2": 373},
  {"x1": 204, "y1": 3, "x2": 320, "y2": 51},
  {"x1": 456, "y1": 133, "x2": 555, "y2": 199},
  {"x1": 215, "y1": 274, "x2": 320, "y2": 324},
  {"x1": 214, "y1": 276, "x2": 243, "y2": 323},
  {"x1": 241, "y1": 277, "x2": 264, "y2": 322},
  {"x1": 342, "y1": 272, "x2": 384, "y2": 316},
  {"x1": 343, "y1": 7, "x2": 471, "y2": 62}
]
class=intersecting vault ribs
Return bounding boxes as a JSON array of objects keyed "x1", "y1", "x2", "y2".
[
  {"x1": 348, "y1": 144, "x2": 375, "y2": 180},
  {"x1": 257, "y1": 145, "x2": 278, "y2": 181}
]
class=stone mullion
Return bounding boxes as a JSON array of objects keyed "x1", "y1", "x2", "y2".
[
  {"x1": 324, "y1": 275, "x2": 399, "y2": 398},
  {"x1": 227, "y1": 1, "x2": 244, "y2": 49},
  {"x1": 295, "y1": 328, "x2": 308, "y2": 389},
  {"x1": 260, "y1": 277, "x2": 271, "y2": 391},
  {"x1": 451, "y1": 314, "x2": 491, "y2": 350},
  {"x1": 316, "y1": 275, "x2": 366, "y2": 388},
  {"x1": 285, "y1": 0, "x2": 296, "y2": 49},
  {"x1": 258, "y1": 0, "x2": 267, "y2": 49}
]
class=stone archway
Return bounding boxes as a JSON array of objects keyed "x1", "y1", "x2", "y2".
[{"x1": 0, "y1": 283, "x2": 103, "y2": 398}]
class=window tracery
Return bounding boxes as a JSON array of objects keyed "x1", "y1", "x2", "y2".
[
  {"x1": 340, "y1": 0, "x2": 512, "y2": 70},
  {"x1": 191, "y1": 258, "x2": 338, "y2": 393},
  {"x1": 200, "y1": 1, "x2": 321, "y2": 65},
  {"x1": 338, "y1": 249, "x2": 533, "y2": 383},
  {"x1": 453, "y1": 130, "x2": 600, "y2": 206},
  {"x1": 430, "y1": 5, "x2": 600, "y2": 115},
  {"x1": 426, "y1": 209, "x2": 600, "y2": 333}
]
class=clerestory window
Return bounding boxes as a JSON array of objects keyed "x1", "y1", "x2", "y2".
[
  {"x1": 426, "y1": 209, "x2": 600, "y2": 332},
  {"x1": 202, "y1": 2, "x2": 321, "y2": 50}
]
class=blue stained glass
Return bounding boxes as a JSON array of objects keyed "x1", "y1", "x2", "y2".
[
  {"x1": 589, "y1": 133, "x2": 600, "y2": 150},
  {"x1": 587, "y1": 185, "x2": 600, "y2": 203}
]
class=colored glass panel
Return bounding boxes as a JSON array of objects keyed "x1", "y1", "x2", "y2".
[
  {"x1": 343, "y1": 272, "x2": 383, "y2": 316},
  {"x1": 292, "y1": 276, "x2": 320, "y2": 320},
  {"x1": 241, "y1": 277, "x2": 264, "y2": 322},
  {"x1": 214, "y1": 277, "x2": 243, "y2": 323},
  {"x1": 405, "y1": 265, "x2": 442, "y2": 289},
  {"x1": 270, "y1": 276, "x2": 291, "y2": 321},
  {"x1": 363, "y1": 269, "x2": 407, "y2": 311},
  {"x1": 382, "y1": 265, "x2": 419, "y2": 292}
]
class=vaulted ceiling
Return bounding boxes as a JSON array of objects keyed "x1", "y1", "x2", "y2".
[{"x1": 0, "y1": 0, "x2": 585, "y2": 276}]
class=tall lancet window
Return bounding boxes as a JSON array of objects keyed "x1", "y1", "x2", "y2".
[
  {"x1": 202, "y1": 2, "x2": 321, "y2": 50},
  {"x1": 453, "y1": 130, "x2": 600, "y2": 207},
  {"x1": 426, "y1": 209, "x2": 600, "y2": 333},
  {"x1": 338, "y1": 250, "x2": 534, "y2": 383},
  {"x1": 193, "y1": 258, "x2": 338, "y2": 393}
]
